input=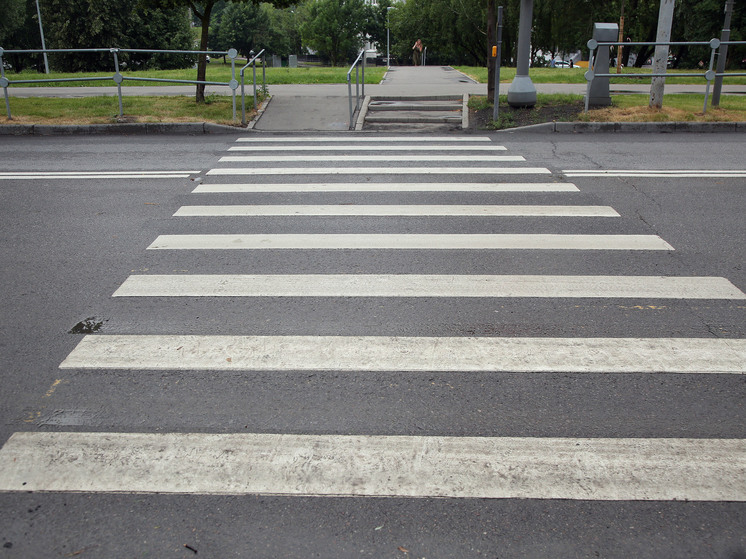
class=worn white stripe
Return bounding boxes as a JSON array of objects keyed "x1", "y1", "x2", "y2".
[
  {"x1": 173, "y1": 205, "x2": 619, "y2": 217},
  {"x1": 59, "y1": 335, "x2": 746, "y2": 373},
  {"x1": 218, "y1": 155, "x2": 526, "y2": 162},
  {"x1": 0, "y1": 172, "x2": 196, "y2": 180},
  {"x1": 228, "y1": 145, "x2": 507, "y2": 152},
  {"x1": 564, "y1": 170, "x2": 746, "y2": 178},
  {"x1": 1, "y1": 432, "x2": 744, "y2": 500},
  {"x1": 236, "y1": 136, "x2": 493, "y2": 142},
  {"x1": 0, "y1": 171, "x2": 200, "y2": 176},
  {"x1": 206, "y1": 167, "x2": 552, "y2": 176},
  {"x1": 192, "y1": 182, "x2": 578, "y2": 193},
  {"x1": 113, "y1": 274, "x2": 746, "y2": 299},
  {"x1": 146, "y1": 234, "x2": 674, "y2": 251}
]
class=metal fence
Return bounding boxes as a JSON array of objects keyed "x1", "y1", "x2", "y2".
[
  {"x1": 347, "y1": 49, "x2": 366, "y2": 129},
  {"x1": 584, "y1": 39, "x2": 746, "y2": 113},
  {"x1": 0, "y1": 46, "x2": 267, "y2": 123}
]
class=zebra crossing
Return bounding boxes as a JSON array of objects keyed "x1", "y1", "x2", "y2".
[{"x1": 0, "y1": 135, "x2": 744, "y2": 505}]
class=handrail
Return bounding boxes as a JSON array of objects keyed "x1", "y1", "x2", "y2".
[
  {"x1": 240, "y1": 49, "x2": 266, "y2": 125},
  {"x1": 0, "y1": 46, "x2": 252, "y2": 122},
  {"x1": 584, "y1": 39, "x2": 746, "y2": 113},
  {"x1": 346, "y1": 49, "x2": 366, "y2": 129}
]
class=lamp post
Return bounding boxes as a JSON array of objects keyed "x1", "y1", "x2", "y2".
[
  {"x1": 386, "y1": 6, "x2": 393, "y2": 68},
  {"x1": 35, "y1": 0, "x2": 49, "y2": 74}
]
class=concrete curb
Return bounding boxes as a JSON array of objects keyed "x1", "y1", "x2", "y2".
[
  {"x1": 0, "y1": 122, "x2": 246, "y2": 136},
  {"x1": 497, "y1": 121, "x2": 746, "y2": 134}
]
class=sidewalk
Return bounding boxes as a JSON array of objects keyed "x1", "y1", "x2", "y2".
[{"x1": 4, "y1": 65, "x2": 745, "y2": 133}]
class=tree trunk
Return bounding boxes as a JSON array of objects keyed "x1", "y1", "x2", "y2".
[{"x1": 195, "y1": 3, "x2": 214, "y2": 104}]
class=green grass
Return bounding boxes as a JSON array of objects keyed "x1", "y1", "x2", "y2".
[
  {"x1": 453, "y1": 66, "x2": 746, "y2": 85},
  {"x1": 580, "y1": 93, "x2": 746, "y2": 122},
  {"x1": 0, "y1": 94, "x2": 254, "y2": 125},
  {"x1": 4, "y1": 63, "x2": 387, "y2": 87}
]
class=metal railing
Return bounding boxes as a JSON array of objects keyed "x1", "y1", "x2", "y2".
[
  {"x1": 347, "y1": 49, "x2": 366, "y2": 129},
  {"x1": 240, "y1": 49, "x2": 266, "y2": 125},
  {"x1": 0, "y1": 46, "x2": 267, "y2": 123},
  {"x1": 584, "y1": 39, "x2": 746, "y2": 113}
]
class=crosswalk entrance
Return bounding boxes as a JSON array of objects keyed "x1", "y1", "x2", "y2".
[{"x1": 1, "y1": 134, "x2": 744, "y2": 556}]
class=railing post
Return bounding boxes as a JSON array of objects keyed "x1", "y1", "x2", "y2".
[
  {"x1": 703, "y1": 38, "x2": 720, "y2": 114},
  {"x1": 0, "y1": 48, "x2": 11, "y2": 119},
  {"x1": 348, "y1": 73, "x2": 353, "y2": 127},
  {"x1": 253, "y1": 62, "x2": 257, "y2": 110},
  {"x1": 111, "y1": 49, "x2": 123, "y2": 117}
]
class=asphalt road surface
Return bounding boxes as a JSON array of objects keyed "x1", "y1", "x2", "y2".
[{"x1": 0, "y1": 131, "x2": 744, "y2": 558}]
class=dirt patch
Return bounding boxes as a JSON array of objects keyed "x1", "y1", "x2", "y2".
[{"x1": 470, "y1": 100, "x2": 585, "y2": 130}]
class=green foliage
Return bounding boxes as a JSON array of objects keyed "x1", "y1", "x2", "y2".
[
  {"x1": 37, "y1": 0, "x2": 194, "y2": 72},
  {"x1": 215, "y1": 2, "x2": 269, "y2": 57},
  {"x1": 0, "y1": 0, "x2": 26, "y2": 45},
  {"x1": 300, "y1": 0, "x2": 367, "y2": 66}
]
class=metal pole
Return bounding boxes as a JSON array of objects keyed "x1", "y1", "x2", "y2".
[
  {"x1": 112, "y1": 50, "x2": 123, "y2": 117},
  {"x1": 703, "y1": 39, "x2": 719, "y2": 113},
  {"x1": 507, "y1": 0, "x2": 537, "y2": 107},
  {"x1": 386, "y1": 6, "x2": 392, "y2": 67},
  {"x1": 35, "y1": 0, "x2": 50, "y2": 74},
  {"x1": 1, "y1": 50, "x2": 11, "y2": 119},
  {"x1": 492, "y1": 6, "x2": 503, "y2": 122},
  {"x1": 649, "y1": 0, "x2": 675, "y2": 109},
  {"x1": 616, "y1": 0, "x2": 625, "y2": 74},
  {"x1": 712, "y1": 0, "x2": 734, "y2": 106}
]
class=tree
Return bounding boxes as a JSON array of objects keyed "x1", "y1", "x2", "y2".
[
  {"x1": 143, "y1": 0, "x2": 294, "y2": 102},
  {"x1": 216, "y1": 2, "x2": 269, "y2": 58},
  {"x1": 37, "y1": 0, "x2": 193, "y2": 72},
  {"x1": 300, "y1": 0, "x2": 367, "y2": 66},
  {"x1": 0, "y1": 0, "x2": 26, "y2": 46}
]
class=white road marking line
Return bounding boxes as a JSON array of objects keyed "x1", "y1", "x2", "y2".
[
  {"x1": 207, "y1": 167, "x2": 553, "y2": 176},
  {"x1": 1, "y1": 432, "x2": 743, "y2": 500},
  {"x1": 59, "y1": 335, "x2": 746, "y2": 373},
  {"x1": 228, "y1": 145, "x2": 508, "y2": 152},
  {"x1": 0, "y1": 171, "x2": 198, "y2": 179},
  {"x1": 146, "y1": 234, "x2": 674, "y2": 251},
  {"x1": 112, "y1": 274, "x2": 746, "y2": 299},
  {"x1": 192, "y1": 182, "x2": 578, "y2": 193},
  {"x1": 218, "y1": 155, "x2": 526, "y2": 163},
  {"x1": 236, "y1": 136, "x2": 494, "y2": 142},
  {"x1": 173, "y1": 205, "x2": 620, "y2": 217},
  {"x1": 564, "y1": 170, "x2": 746, "y2": 178}
]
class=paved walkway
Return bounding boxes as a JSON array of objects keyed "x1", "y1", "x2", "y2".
[{"x1": 6, "y1": 65, "x2": 746, "y2": 131}]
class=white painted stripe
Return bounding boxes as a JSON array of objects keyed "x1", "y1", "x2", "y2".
[
  {"x1": 0, "y1": 172, "x2": 196, "y2": 180},
  {"x1": 173, "y1": 205, "x2": 620, "y2": 217},
  {"x1": 0, "y1": 171, "x2": 200, "y2": 176},
  {"x1": 146, "y1": 234, "x2": 674, "y2": 251},
  {"x1": 1, "y1": 432, "x2": 743, "y2": 500},
  {"x1": 236, "y1": 136, "x2": 493, "y2": 142},
  {"x1": 113, "y1": 274, "x2": 746, "y2": 299},
  {"x1": 206, "y1": 167, "x2": 553, "y2": 176},
  {"x1": 192, "y1": 182, "x2": 578, "y2": 193},
  {"x1": 59, "y1": 335, "x2": 746, "y2": 373},
  {"x1": 228, "y1": 145, "x2": 508, "y2": 152},
  {"x1": 218, "y1": 155, "x2": 526, "y2": 162},
  {"x1": 564, "y1": 170, "x2": 746, "y2": 178}
]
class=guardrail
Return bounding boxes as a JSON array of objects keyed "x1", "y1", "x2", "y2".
[
  {"x1": 240, "y1": 49, "x2": 266, "y2": 125},
  {"x1": 584, "y1": 39, "x2": 746, "y2": 113},
  {"x1": 347, "y1": 49, "x2": 366, "y2": 129},
  {"x1": 0, "y1": 46, "x2": 266, "y2": 124}
]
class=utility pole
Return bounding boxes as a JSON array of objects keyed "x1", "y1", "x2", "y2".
[
  {"x1": 35, "y1": 0, "x2": 50, "y2": 74},
  {"x1": 616, "y1": 0, "x2": 626, "y2": 74},
  {"x1": 712, "y1": 0, "x2": 734, "y2": 106},
  {"x1": 649, "y1": 0, "x2": 675, "y2": 109},
  {"x1": 507, "y1": 0, "x2": 537, "y2": 107}
]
